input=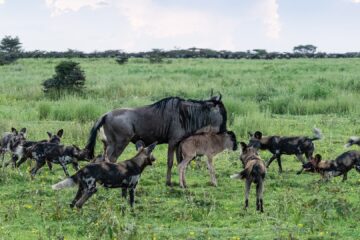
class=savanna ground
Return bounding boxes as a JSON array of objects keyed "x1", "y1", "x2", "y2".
[{"x1": 1, "y1": 58, "x2": 360, "y2": 240}]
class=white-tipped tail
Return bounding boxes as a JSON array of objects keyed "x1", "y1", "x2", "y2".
[
  {"x1": 313, "y1": 128, "x2": 322, "y2": 140},
  {"x1": 230, "y1": 173, "x2": 241, "y2": 179},
  {"x1": 99, "y1": 127, "x2": 107, "y2": 142},
  {"x1": 52, "y1": 178, "x2": 76, "y2": 190},
  {"x1": 344, "y1": 136, "x2": 360, "y2": 148}
]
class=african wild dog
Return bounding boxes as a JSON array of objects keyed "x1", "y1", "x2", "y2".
[
  {"x1": 0, "y1": 128, "x2": 27, "y2": 167},
  {"x1": 248, "y1": 128, "x2": 322, "y2": 174},
  {"x1": 52, "y1": 141, "x2": 157, "y2": 209},
  {"x1": 231, "y1": 142, "x2": 266, "y2": 212},
  {"x1": 345, "y1": 136, "x2": 360, "y2": 148},
  {"x1": 14, "y1": 129, "x2": 64, "y2": 169},
  {"x1": 176, "y1": 131, "x2": 237, "y2": 188},
  {"x1": 302, "y1": 152, "x2": 360, "y2": 181},
  {"x1": 26, "y1": 142, "x2": 89, "y2": 178}
]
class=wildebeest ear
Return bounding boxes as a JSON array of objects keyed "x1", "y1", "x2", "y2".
[
  {"x1": 146, "y1": 142, "x2": 157, "y2": 154},
  {"x1": 135, "y1": 140, "x2": 145, "y2": 151},
  {"x1": 57, "y1": 129, "x2": 64, "y2": 138},
  {"x1": 240, "y1": 142, "x2": 247, "y2": 151},
  {"x1": 254, "y1": 131, "x2": 262, "y2": 140},
  {"x1": 20, "y1": 128, "x2": 26, "y2": 133},
  {"x1": 211, "y1": 94, "x2": 222, "y2": 102},
  {"x1": 11, "y1": 127, "x2": 18, "y2": 134},
  {"x1": 314, "y1": 154, "x2": 322, "y2": 162},
  {"x1": 47, "y1": 132, "x2": 52, "y2": 138}
]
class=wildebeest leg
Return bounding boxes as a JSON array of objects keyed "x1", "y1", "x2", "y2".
[
  {"x1": 30, "y1": 159, "x2": 46, "y2": 178},
  {"x1": 266, "y1": 155, "x2": 277, "y2": 169},
  {"x1": 178, "y1": 156, "x2": 191, "y2": 188},
  {"x1": 129, "y1": 188, "x2": 135, "y2": 207},
  {"x1": 342, "y1": 172, "x2": 348, "y2": 182},
  {"x1": 276, "y1": 155, "x2": 283, "y2": 173},
  {"x1": 166, "y1": 144, "x2": 176, "y2": 186},
  {"x1": 70, "y1": 185, "x2": 84, "y2": 208},
  {"x1": 256, "y1": 180, "x2": 264, "y2": 213},
  {"x1": 244, "y1": 179, "x2": 251, "y2": 210},
  {"x1": 106, "y1": 140, "x2": 129, "y2": 163},
  {"x1": 296, "y1": 154, "x2": 305, "y2": 164},
  {"x1": 121, "y1": 188, "x2": 127, "y2": 198},
  {"x1": 206, "y1": 156, "x2": 217, "y2": 187}
]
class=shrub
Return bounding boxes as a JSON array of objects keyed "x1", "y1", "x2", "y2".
[
  {"x1": 115, "y1": 54, "x2": 129, "y2": 65},
  {"x1": 147, "y1": 49, "x2": 164, "y2": 64},
  {"x1": 42, "y1": 61, "x2": 86, "y2": 95}
]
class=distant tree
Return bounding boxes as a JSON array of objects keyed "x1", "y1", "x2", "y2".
[
  {"x1": 42, "y1": 61, "x2": 86, "y2": 96},
  {"x1": 0, "y1": 35, "x2": 22, "y2": 65},
  {"x1": 293, "y1": 45, "x2": 317, "y2": 54},
  {"x1": 115, "y1": 53, "x2": 129, "y2": 65},
  {"x1": 147, "y1": 49, "x2": 164, "y2": 63}
]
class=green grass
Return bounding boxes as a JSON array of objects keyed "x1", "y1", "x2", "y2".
[{"x1": 1, "y1": 58, "x2": 360, "y2": 239}]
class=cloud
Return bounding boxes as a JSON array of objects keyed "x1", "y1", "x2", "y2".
[
  {"x1": 0, "y1": 0, "x2": 5, "y2": 5},
  {"x1": 352, "y1": 0, "x2": 360, "y2": 3},
  {"x1": 45, "y1": 0, "x2": 109, "y2": 15},
  {"x1": 262, "y1": 0, "x2": 281, "y2": 39}
]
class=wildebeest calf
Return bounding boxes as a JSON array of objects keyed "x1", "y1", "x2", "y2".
[
  {"x1": 52, "y1": 141, "x2": 157, "y2": 208},
  {"x1": 231, "y1": 142, "x2": 266, "y2": 212},
  {"x1": 26, "y1": 142, "x2": 88, "y2": 178},
  {"x1": 177, "y1": 131, "x2": 237, "y2": 188},
  {"x1": 248, "y1": 128, "x2": 322, "y2": 174},
  {"x1": 303, "y1": 151, "x2": 360, "y2": 181}
]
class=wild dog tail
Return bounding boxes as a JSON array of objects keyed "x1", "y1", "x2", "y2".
[
  {"x1": 310, "y1": 128, "x2": 322, "y2": 141},
  {"x1": 52, "y1": 175, "x2": 78, "y2": 190},
  {"x1": 251, "y1": 164, "x2": 265, "y2": 184},
  {"x1": 85, "y1": 114, "x2": 107, "y2": 159},
  {"x1": 230, "y1": 169, "x2": 248, "y2": 180},
  {"x1": 344, "y1": 136, "x2": 360, "y2": 148}
]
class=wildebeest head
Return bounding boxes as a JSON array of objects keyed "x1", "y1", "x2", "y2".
[
  {"x1": 225, "y1": 131, "x2": 238, "y2": 151},
  {"x1": 239, "y1": 142, "x2": 259, "y2": 165},
  {"x1": 135, "y1": 140, "x2": 157, "y2": 166},
  {"x1": 303, "y1": 154, "x2": 322, "y2": 172},
  {"x1": 247, "y1": 131, "x2": 263, "y2": 149},
  {"x1": 47, "y1": 129, "x2": 64, "y2": 144}
]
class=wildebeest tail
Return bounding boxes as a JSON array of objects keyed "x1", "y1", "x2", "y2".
[
  {"x1": 52, "y1": 174, "x2": 78, "y2": 190},
  {"x1": 85, "y1": 114, "x2": 107, "y2": 158},
  {"x1": 310, "y1": 128, "x2": 322, "y2": 141}
]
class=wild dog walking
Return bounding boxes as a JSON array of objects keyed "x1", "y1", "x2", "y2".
[
  {"x1": 176, "y1": 131, "x2": 237, "y2": 188},
  {"x1": 0, "y1": 128, "x2": 27, "y2": 166},
  {"x1": 52, "y1": 141, "x2": 157, "y2": 209},
  {"x1": 302, "y1": 152, "x2": 360, "y2": 181},
  {"x1": 27, "y1": 143, "x2": 88, "y2": 178},
  {"x1": 231, "y1": 142, "x2": 266, "y2": 212},
  {"x1": 248, "y1": 128, "x2": 322, "y2": 173}
]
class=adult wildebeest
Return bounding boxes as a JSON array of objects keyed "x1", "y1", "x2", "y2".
[{"x1": 84, "y1": 95, "x2": 227, "y2": 186}]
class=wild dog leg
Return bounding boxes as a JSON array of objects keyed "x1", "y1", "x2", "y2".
[
  {"x1": 59, "y1": 161, "x2": 70, "y2": 177},
  {"x1": 244, "y1": 179, "x2": 251, "y2": 210},
  {"x1": 266, "y1": 154, "x2": 277, "y2": 169},
  {"x1": 72, "y1": 161, "x2": 79, "y2": 171},
  {"x1": 342, "y1": 172, "x2": 348, "y2": 182},
  {"x1": 276, "y1": 155, "x2": 283, "y2": 173},
  {"x1": 30, "y1": 159, "x2": 46, "y2": 178},
  {"x1": 256, "y1": 181, "x2": 264, "y2": 212},
  {"x1": 46, "y1": 161, "x2": 53, "y2": 171},
  {"x1": 70, "y1": 185, "x2": 84, "y2": 208},
  {"x1": 121, "y1": 188, "x2": 127, "y2": 198},
  {"x1": 75, "y1": 188, "x2": 97, "y2": 209},
  {"x1": 129, "y1": 188, "x2": 135, "y2": 207},
  {"x1": 16, "y1": 156, "x2": 28, "y2": 168},
  {"x1": 206, "y1": 157, "x2": 217, "y2": 187}
]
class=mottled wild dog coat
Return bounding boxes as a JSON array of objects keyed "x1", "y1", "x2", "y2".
[
  {"x1": 52, "y1": 141, "x2": 157, "y2": 209},
  {"x1": 0, "y1": 128, "x2": 27, "y2": 166},
  {"x1": 302, "y1": 152, "x2": 360, "y2": 181},
  {"x1": 84, "y1": 95, "x2": 227, "y2": 186},
  {"x1": 248, "y1": 128, "x2": 322, "y2": 173},
  {"x1": 177, "y1": 131, "x2": 237, "y2": 188},
  {"x1": 27, "y1": 143, "x2": 88, "y2": 178},
  {"x1": 231, "y1": 142, "x2": 266, "y2": 212}
]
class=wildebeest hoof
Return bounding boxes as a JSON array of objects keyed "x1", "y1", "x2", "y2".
[{"x1": 69, "y1": 203, "x2": 75, "y2": 208}]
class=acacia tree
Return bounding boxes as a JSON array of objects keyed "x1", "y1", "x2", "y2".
[
  {"x1": 0, "y1": 36, "x2": 22, "y2": 65},
  {"x1": 293, "y1": 45, "x2": 317, "y2": 54}
]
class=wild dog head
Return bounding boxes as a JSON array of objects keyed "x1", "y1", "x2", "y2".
[
  {"x1": 247, "y1": 131, "x2": 263, "y2": 149},
  {"x1": 135, "y1": 140, "x2": 157, "y2": 166},
  {"x1": 302, "y1": 154, "x2": 322, "y2": 172},
  {"x1": 9, "y1": 127, "x2": 27, "y2": 149},
  {"x1": 47, "y1": 129, "x2": 64, "y2": 144},
  {"x1": 70, "y1": 145, "x2": 91, "y2": 161},
  {"x1": 239, "y1": 142, "x2": 259, "y2": 165}
]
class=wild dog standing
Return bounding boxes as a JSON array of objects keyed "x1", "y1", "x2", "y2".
[
  {"x1": 52, "y1": 141, "x2": 157, "y2": 209},
  {"x1": 248, "y1": 128, "x2": 322, "y2": 174},
  {"x1": 0, "y1": 128, "x2": 27, "y2": 167},
  {"x1": 176, "y1": 131, "x2": 237, "y2": 188},
  {"x1": 27, "y1": 143, "x2": 88, "y2": 178},
  {"x1": 14, "y1": 129, "x2": 64, "y2": 169},
  {"x1": 231, "y1": 142, "x2": 266, "y2": 212},
  {"x1": 303, "y1": 152, "x2": 360, "y2": 181}
]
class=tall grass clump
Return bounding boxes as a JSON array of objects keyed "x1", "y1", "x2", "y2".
[
  {"x1": 298, "y1": 82, "x2": 331, "y2": 100},
  {"x1": 38, "y1": 102, "x2": 51, "y2": 120}
]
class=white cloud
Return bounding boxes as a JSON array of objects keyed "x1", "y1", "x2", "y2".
[
  {"x1": 0, "y1": 0, "x2": 5, "y2": 5},
  {"x1": 45, "y1": 0, "x2": 109, "y2": 16},
  {"x1": 352, "y1": 0, "x2": 360, "y2": 3},
  {"x1": 262, "y1": 0, "x2": 281, "y2": 39}
]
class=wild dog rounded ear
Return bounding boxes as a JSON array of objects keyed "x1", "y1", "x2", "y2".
[
  {"x1": 254, "y1": 131, "x2": 262, "y2": 140},
  {"x1": 135, "y1": 140, "x2": 145, "y2": 151},
  {"x1": 57, "y1": 129, "x2": 64, "y2": 138},
  {"x1": 47, "y1": 132, "x2": 52, "y2": 138},
  {"x1": 315, "y1": 154, "x2": 322, "y2": 163},
  {"x1": 20, "y1": 128, "x2": 27, "y2": 133},
  {"x1": 146, "y1": 142, "x2": 157, "y2": 154},
  {"x1": 240, "y1": 142, "x2": 247, "y2": 152},
  {"x1": 11, "y1": 127, "x2": 18, "y2": 134}
]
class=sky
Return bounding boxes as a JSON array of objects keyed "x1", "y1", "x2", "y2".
[{"x1": 0, "y1": 0, "x2": 359, "y2": 53}]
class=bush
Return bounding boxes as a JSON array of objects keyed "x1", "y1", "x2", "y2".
[
  {"x1": 42, "y1": 61, "x2": 86, "y2": 95},
  {"x1": 115, "y1": 54, "x2": 129, "y2": 65}
]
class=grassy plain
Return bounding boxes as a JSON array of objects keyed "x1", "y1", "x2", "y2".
[{"x1": 1, "y1": 58, "x2": 360, "y2": 239}]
